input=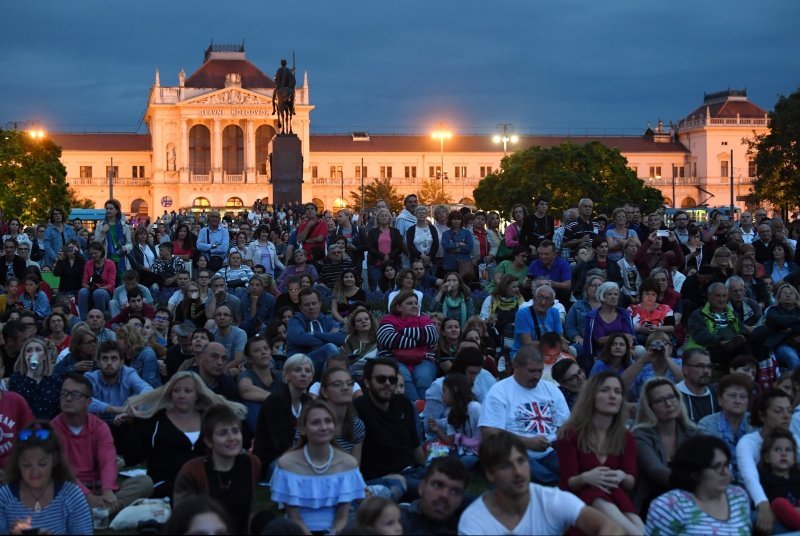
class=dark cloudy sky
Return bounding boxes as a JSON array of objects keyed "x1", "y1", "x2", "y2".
[{"x1": 2, "y1": 1, "x2": 798, "y2": 136}]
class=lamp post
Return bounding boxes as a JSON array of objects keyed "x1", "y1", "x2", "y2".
[
  {"x1": 431, "y1": 126, "x2": 452, "y2": 196},
  {"x1": 492, "y1": 123, "x2": 518, "y2": 156},
  {"x1": 729, "y1": 149, "x2": 734, "y2": 218}
]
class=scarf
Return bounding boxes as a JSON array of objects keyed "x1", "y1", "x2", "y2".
[
  {"x1": 443, "y1": 294, "x2": 467, "y2": 326},
  {"x1": 491, "y1": 295, "x2": 524, "y2": 313}
]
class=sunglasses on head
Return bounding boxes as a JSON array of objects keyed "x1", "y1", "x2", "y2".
[
  {"x1": 18, "y1": 427, "x2": 51, "y2": 442},
  {"x1": 373, "y1": 374, "x2": 398, "y2": 385}
]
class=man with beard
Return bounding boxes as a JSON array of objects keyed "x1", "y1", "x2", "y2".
[
  {"x1": 676, "y1": 348, "x2": 719, "y2": 423},
  {"x1": 354, "y1": 358, "x2": 424, "y2": 490},
  {"x1": 458, "y1": 432, "x2": 620, "y2": 535},
  {"x1": 400, "y1": 457, "x2": 469, "y2": 535}
]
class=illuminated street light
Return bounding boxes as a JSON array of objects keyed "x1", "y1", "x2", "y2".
[
  {"x1": 493, "y1": 124, "x2": 518, "y2": 155},
  {"x1": 431, "y1": 126, "x2": 452, "y2": 194}
]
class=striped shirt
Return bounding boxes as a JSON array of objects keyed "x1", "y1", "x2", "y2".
[{"x1": 0, "y1": 481, "x2": 93, "y2": 535}]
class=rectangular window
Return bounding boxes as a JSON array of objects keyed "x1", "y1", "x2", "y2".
[
  {"x1": 631, "y1": 166, "x2": 638, "y2": 177},
  {"x1": 79, "y1": 166, "x2": 92, "y2": 178},
  {"x1": 693, "y1": 163, "x2": 697, "y2": 177},
  {"x1": 720, "y1": 161, "x2": 729, "y2": 178},
  {"x1": 106, "y1": 166, "x2": 118, "y2": 179},
  {"x1": 649, "y1": 166, "x2": 662, "y2": 179},
  {"x1": 673, "y1": 165, "x2": 685, "y2": 178},
  {"x1": 132, "y1": 165, "x2": 145, "y2": 178},
  {"x1": 480, "y1": 166, "x2": 493, "y2": 178},
  {"x1": 748, "y1": 159, "x2": 756, "y2": 177},
  {"x1": 380, "y1": 166, "x2": 392, "y2": 179},
  {"x1": 455, "y1": 166, "x2": 467, "y2": 178},
  {"x1": 405, "y1": 166, "x2": 417, "y2": 178},
  {"x1": 429, "y1": 166, "x2": 435, "y2": 178},
  {"x1": 311, "y1": 166, "x2": 318, "y2": 178},
  {"x1": 330, "y1": 166, "x2": 342, "y2": 179}
]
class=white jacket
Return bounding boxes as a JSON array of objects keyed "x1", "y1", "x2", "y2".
[{"x1": 245, "y1": 240, "x2": 285, "y2": 273}]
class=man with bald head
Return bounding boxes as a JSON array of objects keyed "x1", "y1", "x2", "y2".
[
  {"x1": 191, "y1": 342, "x2": 238, "y2": 400},
  {"x1": 86, "y1": 308, "x2": 116, "y2": 342},
  {"x1": 753, "y1": 223, "x2": 779, "y2": 264}
]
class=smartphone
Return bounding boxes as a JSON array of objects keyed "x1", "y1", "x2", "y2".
[
  {"x1": 719, "y1": 215, "x2": 729, "y2": 222},
  {"x1": 656, "y1": 230, "x2": 669, "y2": 238}
]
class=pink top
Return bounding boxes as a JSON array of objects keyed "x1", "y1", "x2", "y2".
[
  {"x1": 377, "y1": 229, "x2": 392, "y2": 256},
  {"x1": 504, "y1": 222, "x2": 521, "y2": 247},
  {"x1": 82, "y1": 259, "x2": 117, "y2": 294}
]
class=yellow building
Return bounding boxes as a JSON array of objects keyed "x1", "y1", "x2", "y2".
[{"x1": 50, "y1": 45, "x2": 770, "y2": 218}]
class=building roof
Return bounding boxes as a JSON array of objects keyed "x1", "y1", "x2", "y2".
[
  {"x1": 683, "y1": 89, "x2": 768, "y2": 120},
  {"x1": 184, "y1": 59, "x2": 274, "y2": 89},
  {"x1": 309, "y1": 134, "x2": 689, "y2": 154},
  {"x1": 49, "y1": 133, "x2": 151, "y2": 151}
]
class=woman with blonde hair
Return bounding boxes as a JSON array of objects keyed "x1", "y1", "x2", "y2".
[
  {"x1": 366, "y1": 208, "x2": 403, "y2": 291},
  {"x1": 557, "y1": 372, "x2": 644, "y2": 534},
  {"x1": 632, "y1": 377, "x2": 696, "y2": 516},
  {"x1": 123, "y1": 370, "x2": 246, "y2": 498},
  {"x1": 10, "y1": 337, "x2": 63, "y2": 419},
  {"x1": 709, "y1": 245, "x2": 735, "y2": 280},
  {"x1": 115, "y1": 323, "x2": 161, "y2": 388}
]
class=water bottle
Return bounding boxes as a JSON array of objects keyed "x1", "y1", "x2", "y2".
[{"x1": 29, "y1": 350, "x2": 40, "y2": 371}]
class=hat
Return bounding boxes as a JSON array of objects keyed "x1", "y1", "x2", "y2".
[{"x1": 173, "y1": 321, "x2": 195, "y2": 337}]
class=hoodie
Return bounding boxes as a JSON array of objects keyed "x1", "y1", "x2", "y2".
[{"x1": 676, "y1": 379, "x2": 719, "y2": 423}]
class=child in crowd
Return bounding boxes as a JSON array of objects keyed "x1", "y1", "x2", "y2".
[{"x1": 758, "y1": 429, "x2": 800, "y2": 530}]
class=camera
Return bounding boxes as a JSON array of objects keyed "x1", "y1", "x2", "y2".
[
  {"x1": 656, "y1": 230, "x2": 669, "y2": 238},
  {"x1": 649, "y1": 339, "x2": 666, "y2": 353}
]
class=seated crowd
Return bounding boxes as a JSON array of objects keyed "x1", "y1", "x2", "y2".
[{"x1": 0, "y1": 197, "x2": 799, "y2": 534}]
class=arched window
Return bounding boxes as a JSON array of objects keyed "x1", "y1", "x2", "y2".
[
  {"x1": 255, "y1": 125, "x2": 276, "y2": 175},
  {"x1": 222, "y1": 125, "x2": 244, "y2": 174},
  {"x1": 459, "y1": 197, "x2": 475, "y2": 206},
  {"x1": 226, "y1": 197, "x2": 244, "y2": 208},
  {"x1": 680, "y1": 197, "x2": 697, "y2": 208},
  {"x1": 312, "y1": 198, "x2": 325, "y2": 212},
  {"x1": 193, "y1": 197, "x2": 211, "y2": 208},
  {"x1": 131, "y1": 199, "x2": 149, "y2": 217},
  {"x1": 189, "y1": 125, "x2": 211, "y2": 174},
  {"x1": 663, "y1": 197, "x2": 673, "y2": 208}
]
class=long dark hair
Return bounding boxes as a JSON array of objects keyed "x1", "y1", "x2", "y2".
[
  {"x1": 444, "y1": 373, "x2": 475, "y2": 430},
  {"x1": 173, "y1": 223, "x2": 195, "y2": 251},
  {"x1": 5, "y1": 421, "x2": 75, "y2": 485}
]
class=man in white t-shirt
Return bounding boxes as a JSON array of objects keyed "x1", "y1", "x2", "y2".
[
  {"x1": 458, "y1": 432, "x2": 621, "y2": 535},
  {"x1": 478, "y1": 345, "x2": 570, "y2": 484}
]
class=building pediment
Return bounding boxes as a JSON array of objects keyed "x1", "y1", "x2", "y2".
[{"x1": 181, "y1": 87, "x2": 272, "y2": 107}]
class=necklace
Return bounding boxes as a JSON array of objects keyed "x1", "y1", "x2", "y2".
[
  {"x1": 215, "y1": 469, "x2": 233, "y2": 492},
  {"x1": 26, "y1": 482, "x2": 51, "y2": 513},
  {"x1": 303, "y1": 445, "x2": 334, "y2": 474}
]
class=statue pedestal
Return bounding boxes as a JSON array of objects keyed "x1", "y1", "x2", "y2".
[{"x1": 271, "y1": 134, "x2": 303, "y2": 205}]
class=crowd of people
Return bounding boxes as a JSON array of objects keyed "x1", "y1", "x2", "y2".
[{"x1": 0, "y1": 196, "x2": 799, "y2": 534}]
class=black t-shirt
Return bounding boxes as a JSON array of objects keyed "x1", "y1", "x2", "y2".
[
  {"x1": 206, "y1": 454, "x2": 254, "y2": 535},
  {"x1": 354, "y1": 393, "x2": 420, "y2": 481},
  {"x1": 165, "y1": 345, "x2": 193, "y2": 379}
]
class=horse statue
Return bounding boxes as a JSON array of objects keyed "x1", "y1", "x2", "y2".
[{"x1": 273, "y1": 86, "x2": 295, "y2": 134}]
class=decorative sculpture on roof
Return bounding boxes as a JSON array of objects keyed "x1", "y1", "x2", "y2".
[{"x1": 273, "y1": 59, "x2": 296, "y2": 134}]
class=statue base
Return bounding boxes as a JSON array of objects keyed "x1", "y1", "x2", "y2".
[{"x1": 271, "y1": 134, "x2": 304, "y2": 206}]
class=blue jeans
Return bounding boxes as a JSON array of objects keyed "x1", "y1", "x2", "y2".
[
  {"x1": 78, "y1": 288, "x2": 110, "y2": 319},
  {"x1": 368, "y1": 264, "x2": 382, "y2": 292},
  {"x1": 528, "y1": 449, "x2": 559, "y2": 485},
  {"x1": 775, "y1": 345, "x2": 800, "y2": 372},
  {"x1": 307, "y1": 343, "x2": 341, "y2": 380},
  {"x1": 397, "y1": 360, "x2": 436, "y2": 402}
]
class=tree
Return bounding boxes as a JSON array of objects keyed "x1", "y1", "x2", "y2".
[
  {"x1": 749, "y1": 88, "x2": 800, "y2": 215},
  {"x1": 350, "y1": 177, "x2": 403, "y2": 213},
  {"x1": 418, "y1": 179, "x2": 452, "y2": 205},
  {"x1": 0, "y1": 129, "x2": 91, "y2": 223},
  {"x1": 473, "y1": 141, "x2": 663, "y2": 218}
]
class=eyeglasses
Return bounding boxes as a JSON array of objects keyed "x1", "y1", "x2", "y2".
[
  {"x1": 18, "y1": 427, "x2": 51, "y2": 442},
  {"x1": 563, "y1": 370, "x2": 585, "y2": 383},
  {"x1": 326, "y1": 380, "x2": 355, "y2": 390},
  {"x1": 289, "y1": 288, "x2": 300, "y2": 293},
  {"x1": 685, "y1": 363, "x2": 713, "y2": 370},
  {"x1": 60, "y1": 390, "x2": 89, "y2": 400},
  {"x1": 155, "y1": 316, "x2": 170, "y2": 321},
  {"x1": 373, "y1": 374, "x2": 398, "y2": 385},
  {"x1": 651, "y1": 393, "x2": 678, "y2": 406},
  {"x1": 708, "y1": 461, "x2": 732, "y2": 475}
]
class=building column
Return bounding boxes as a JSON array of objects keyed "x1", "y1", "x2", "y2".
[
  {"x1": 212, "y1": 119, "x2": 222, "y2": 182},
  {"x1": 180, "y1": 120, "x2": 188, "y2": 172},
  {"x1": 245, "y1": 120, "x2": 256, "y2": 182}
]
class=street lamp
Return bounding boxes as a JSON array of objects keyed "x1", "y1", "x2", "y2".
[
  {"x1": 28, "y1": 130, "x2": 46, "y2": 140},
  {"x1": 492, "y1": 124, "x2": 518, "y2": 155},
  {"x1": 432, "y1": 126, "x2": 452, "y2": 195}
]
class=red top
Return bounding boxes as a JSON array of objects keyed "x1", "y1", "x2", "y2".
[
  {"x1": 0, "y1": 392, "x2": 34, "y2": 468},
  {"x1": 82, "y1": 259, "x2": 117, "y2": 294},
  {"x1": 172, "y1": 241, "x2": 195, "y2": 259},
  {"x1": 298, "y1": 219, "x2": 328, "y2": 262}
]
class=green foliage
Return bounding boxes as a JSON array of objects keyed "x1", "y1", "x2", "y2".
[
  {"x1": 418, "y1": 179, "x2": 452, "y2": 205},
  {"x1": 749, "y1": 88, "x2": 800, "y2": 212},
  {"x1": 0, "y1": 129, "x2": 90, "y2": 224},
  {"x1": 473, "y1": 141, "x2": 664, "y2": 218},
  {"x1": 350, "y1": 177, "x2": 403, "y2": 213}
]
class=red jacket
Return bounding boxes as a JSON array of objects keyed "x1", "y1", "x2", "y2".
[
  {"x1": 52, "y1": 412, "x2": 118, "y2": 494},
  {"x1": 0, "y1": 391, "x2": 34, "y2": 468},
  {"x1": 82, "y1": 259, "x2": 117, "y2": 294}
]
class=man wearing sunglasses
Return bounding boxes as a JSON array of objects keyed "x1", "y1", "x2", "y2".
[
  {"x1": 354, "y1": 358, "x2": 425, "y2": 495},
  {"x1": 53, "y1": 373, "x2": 153, "y2": 515}
]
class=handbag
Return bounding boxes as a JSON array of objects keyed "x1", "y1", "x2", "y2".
[
  {"x1": 496, "y1": 238, "x2": 514, "y2": 262},
  {"x1": 109, "y1": 498, "x2": 171, "y2": 530}
]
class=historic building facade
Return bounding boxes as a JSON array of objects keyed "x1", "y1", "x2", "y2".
[{"x1": 50, "y1": 45, "x2": 770, "y2": 218}]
